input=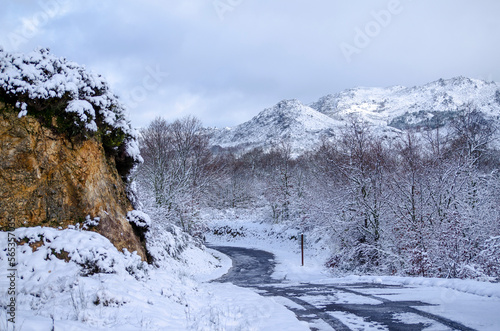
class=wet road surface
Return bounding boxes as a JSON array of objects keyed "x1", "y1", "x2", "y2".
[{"x1": 211, "y1": 245, "x2": 476, "y2": 331}]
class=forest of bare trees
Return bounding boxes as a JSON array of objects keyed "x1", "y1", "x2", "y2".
[{"x1": 134, "y1": 107, "x2": 500, "y2": 280}]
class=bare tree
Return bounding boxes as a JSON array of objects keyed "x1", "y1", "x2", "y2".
[
  {"x1": 309, "y1": 118, "x2": 394, "y2": 272},
  {"x1": 135, "y1": 116, "x2": 217, "y2": 234},
  {"x1": 339, "y1": 119, "x2": 390, "y2": 247},
  {"x1": 449, "y1": 103, "x2": 497, "y2": 162}
]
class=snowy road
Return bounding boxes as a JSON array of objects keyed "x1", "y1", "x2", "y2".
[{"x1": 211, "y1": 245, "x2": 479, "y2": 331}]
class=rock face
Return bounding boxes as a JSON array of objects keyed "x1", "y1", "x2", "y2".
[{"x1": 0, "y1": 103, "x2": 147, "y2": 261}]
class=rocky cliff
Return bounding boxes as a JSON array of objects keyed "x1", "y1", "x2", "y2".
[{"x1": 0, "y1": 102, "x2": 147, "y2": 261}]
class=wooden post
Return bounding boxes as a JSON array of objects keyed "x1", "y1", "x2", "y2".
[{"x1": 301, "y1": 233, "x2": 304, "y2": 266}]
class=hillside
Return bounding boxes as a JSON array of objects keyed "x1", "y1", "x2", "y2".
[
  {"x1": 211, "y1": 77, "x2": 500, "y2": 153},
  {"x1": 311, "y1": 76, "x2": 500, "y2": 127},
  {"x1": 210, "y1": 99, "x2": 342, "y2": 154}
]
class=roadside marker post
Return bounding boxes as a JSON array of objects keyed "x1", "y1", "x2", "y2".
[{"x1": 301, "y1": 233, "x2": 304, "y2": 266}]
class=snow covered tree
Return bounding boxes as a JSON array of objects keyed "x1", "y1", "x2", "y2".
[
  {"x1": 308, "y1": 119, "x2": 394, "y2": 272},
  {"x1": 338, "y1": 119, "x2": 392, "y2": 267},
  {"x1": 135, "y1": 116, "x2": 216, "y2": 234},
  {"x1": 262, "y1": 141, "x2": 294, "y2": 222},
  {"x1": 206, "y1": 152, "x2": 257, "y2": 209},
  {"x1": 448, "y1": 103, "x2": 497, "y2": 163},
  {"x1": 388, "y1": 132, "x2": 436, "y2": 276}
]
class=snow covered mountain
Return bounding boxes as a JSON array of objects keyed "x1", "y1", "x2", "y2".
[
  {"x1": 211, "y1": 77, "x2": 500, "y2": 153},
  {"x1": 210, "y1": 99, "x2": 342, "y2": 154},
  {"x1": 310, "y1": 76, "x2": 500, "y2": 129}
]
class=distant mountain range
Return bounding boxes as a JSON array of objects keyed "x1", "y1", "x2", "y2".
[{"x1": 210, "y1": 77, "x2": 500, "y2": 154}]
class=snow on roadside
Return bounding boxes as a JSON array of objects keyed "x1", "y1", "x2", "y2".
[
  {"x1": 203, "y1": 208, "x2": 336, "y2": 282},
  {"x1": 205, "y1": 213, "x2": 500, "y2": 330},
  {"x1": 322, "y1": 274, "x2": 500, "y2": 299},
  {"x1": 190, "y1": 282, "x2": 309, "y2": 331},
  {"x1": 353, "y1": 283, "x2": 500, "y2": 331},
  {"x1": 0, "y1": 226, "x2": 309, "y2": 330},
  {"x1": 204, "y1": 211, "x2": 500, "y2": 299}
]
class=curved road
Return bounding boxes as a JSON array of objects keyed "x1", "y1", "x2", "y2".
[{"x1": 211, "y1": 245, "x2": 476, "y2": 331}]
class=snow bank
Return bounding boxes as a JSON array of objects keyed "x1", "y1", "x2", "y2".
[
  {"x1": 0, "y1": 226, "x2": 308, "y2": 330},
  {"x1": 13, "y1": 227, "x2": 147, "y2": 279},
  {"x1": 330, "y1": 275, "x2": 500, "y2": 299}
]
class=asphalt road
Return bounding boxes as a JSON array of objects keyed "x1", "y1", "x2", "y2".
[{"x1": 210, "y1": 245, "x2": 476, "y2": 331}]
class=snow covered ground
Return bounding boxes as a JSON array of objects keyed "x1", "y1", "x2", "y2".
[
  {"x1": 0, "y1": 226, "x2": 308, "y2": 330},
  {"x1": 1, "y1": 210, "x2": 499, "y2": 330},
  {"x1": 204, "y1": 211, "x2": 500, "y2": 331}
]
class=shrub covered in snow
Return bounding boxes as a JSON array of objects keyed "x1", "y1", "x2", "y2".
[
  {"x1": 12, "y1": 227, "x2": 149, "y2": 282},
  {"x1": 0, "y1": 47, "x2": 142, "y2": 179},
  {"x1": 127, "y1": 210, "x2": 151, "y2": 229},
  {"x1": 145, "y1": 217, "x2": 202, "y2": 268}
]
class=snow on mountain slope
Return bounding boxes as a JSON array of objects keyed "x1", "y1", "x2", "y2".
[
  {"x1": 211, "y1": 77, "x2": 500, "y2": 154},
  {"x1": 211, "y1": 99, "x2": 342, "y2": 154},
  {"x1": 310, "y1": 76, "x2": 500, "y2": 127}
]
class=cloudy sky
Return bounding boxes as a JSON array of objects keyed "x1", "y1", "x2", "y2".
[{"x1": 1, "y1": 0, "x2": 499, "y2": 128}]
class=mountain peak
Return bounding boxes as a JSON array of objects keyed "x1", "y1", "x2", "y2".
[
  {"x1": 211, "y1": 99, "x2": 339, "y2": 154},
  {"x1": 211, "y1": 76, "x2": 500, "y2": 154},
  {"x1": 310, "y1": 76, "x2": 499, "y2": 124},
  {"x1": 275, "y1": 99, "x2": 302, "y2": 108},
  {"x1": 260, "y1": 99, "x2": 306, "y2": 118}
]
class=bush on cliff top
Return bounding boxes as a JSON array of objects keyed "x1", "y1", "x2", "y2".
[{"x1": 0, "y1": 47, "x2": 142, "y2": 179}]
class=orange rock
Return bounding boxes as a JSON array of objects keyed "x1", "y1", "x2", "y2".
[{"x1": 0, "y1": 103, "x2": 147, "y2": 261}]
